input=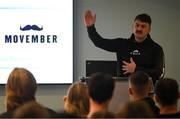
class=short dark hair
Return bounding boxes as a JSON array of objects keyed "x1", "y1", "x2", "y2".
[
  {"x1": 134, "y1": 13, "x2": 152, "y2": 25},
  {"x1": 87, "y1": 73, "x2": 115, "y2": 104},
  {"x1": 154, "y1": 78, "x2": 179, "y2": 105},
  {"x1": 129, "y1": 71, "x2": 149, "y2": 86},
  {"x1": 129, "y1": 71, "x2": 150, "y2": 95}
]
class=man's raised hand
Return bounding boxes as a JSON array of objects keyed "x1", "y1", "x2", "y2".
[{"x1": 84, "y1": 10, "x2": 96, "y2": 27}]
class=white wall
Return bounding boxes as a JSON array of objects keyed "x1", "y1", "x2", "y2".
[{"x1": 1, "y1": 0, "x2": 180, "y2": 113}]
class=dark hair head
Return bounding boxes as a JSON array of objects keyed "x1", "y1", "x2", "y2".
[
  {"x1": 129, "y1": 71, "x2": 149, "y2": 86},
  {"x1": 87, "y1": 72, "x2": 115, "y2": 104},
  {"x1": 134, "y1": 13, "x2": 152, "y2": 25},
  {"x1": 154, "y1": 78, "x2": 179, "y2": 105},
  {"x1": 129, "y1": 71, "x2": 150, "y2": 95}
]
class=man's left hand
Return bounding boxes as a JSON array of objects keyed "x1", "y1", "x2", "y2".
[{"x1": 122, "y1": 57, "x2": 136, "y2": 74}]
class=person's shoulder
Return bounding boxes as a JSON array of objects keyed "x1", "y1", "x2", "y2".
[
  {"x1": 44, "y1": 107, "x2": 59, "y2": 117},
  {"x1": 159, "y1": 111, "x2": 180, "y2": 118},
  {"x1": 0, "y1": 111, "x2": 14, "y2": 118},
  {"x1": 140, "y1": 97, "x2": 156, "y2": 107},
  {"x1": 152, "y1": 40, "x2": 162, "y2": 49},
  {"x1": 54, "y1": 110, "x2": 78, "y2": 118},
  {"x1": 150, "y1": 39, "x2": 163, "y2": 51}
]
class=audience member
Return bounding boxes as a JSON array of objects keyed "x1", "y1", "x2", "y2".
[
  {"x1": 54, "y1": 111, "x2": 77, "y2": 118},
  {"x1": 154, "y1": 78, "x2": 180, "y2": 118},
  {"x1": 63, "y1": 82, "x2": 89, "y2": 117},
  {"x1": 87, "y1": 72, "x2": 115, "y2": 117},
  {"x1": 117, "y1": 101, "x2": 155, "y2": 118},
  {"x1": 128, "y1": 71, "x2": 159, "y2": 116},
  {"x1": 90, "y1": 110, "x2": 115, "y2": 118},
  {"x1": 0, "y1": 67, "x2": 57, "y2": 118},
  {"x1": 13, "y1": 101, "x2": 49, "y2": 118}
]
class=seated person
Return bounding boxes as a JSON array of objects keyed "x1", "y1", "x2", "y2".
[
  {"x1": 63, "y1": 82, "x2": 89, "y2": 117},
  {"x1": 154, "y1": 78, "x2": 180, "y2": 118},
  {"x1": 128, "y1": 71, "x2": 159, "y2": 116},
  {"x1": 0, "y1": 67, "x2": 57, "y2": 118},
  {"x1": 87, "y1": 72, "x2": 115, "y2": 117}
]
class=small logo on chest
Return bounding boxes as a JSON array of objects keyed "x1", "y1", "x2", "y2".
[{"x1": 130, "y1": 50, "x2": 141, "y2": 55}]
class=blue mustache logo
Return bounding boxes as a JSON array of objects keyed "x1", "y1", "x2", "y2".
[{"x1": 20, "y1": 25, "x2": 43, "y2": 31}]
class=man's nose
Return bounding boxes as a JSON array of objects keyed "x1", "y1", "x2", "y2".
[{"x1": 136, "y1": 26, "x2": 142, "y2": 31}]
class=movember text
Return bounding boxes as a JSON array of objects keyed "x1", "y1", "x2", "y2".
[{"x1": 4, "y1": 35, "x2": 57, "y2": 43}]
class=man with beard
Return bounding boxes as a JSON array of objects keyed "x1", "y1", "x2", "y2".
[{"x1": 84, "y1": 10, "x2": 164, "y2": 84}]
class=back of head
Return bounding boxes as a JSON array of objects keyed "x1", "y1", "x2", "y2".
[
  {"x1": 64, "y1": 82, "x2": 89, "y2": 117},
  {"x1": 87, "y1": 72, "x2": 115, "y2": 104},
  {"x1": 5, "y1": 67, "x2": 37, "y2": 111},
  {"x1": 155, "y1": 78, "x2": 179, "y2": 106},
  {"x1": 129, "y1": 71, "x2": 150, "y2": 96},
  {"x1": 13, "y1": 101, "x2": 49, "y2": 118},
  {"x1": 134, "y1": 13, "x2": 151, "y2": 25},
  {"x1": 117, "y1": 101, "x2": 155, "y2": 118}
]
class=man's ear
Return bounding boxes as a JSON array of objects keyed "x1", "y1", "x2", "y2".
[
  {"x1": 128, "y1": 87, "x2": 133, "y2": 95},
  {"x1": 154, "y1": 95, "x2": 159, "y2": 103}
]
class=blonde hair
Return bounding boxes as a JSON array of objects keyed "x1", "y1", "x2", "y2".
[
  {"x1": 5, "y1": 68, "x2": 37, "y2": 111},
  {"x1": 64, "y1": 82, "x2": 89, "y2": 117}
]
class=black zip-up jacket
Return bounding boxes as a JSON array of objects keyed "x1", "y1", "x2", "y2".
[{"x1": 87, "y1": 25, "x2": 164, "y2": 84}]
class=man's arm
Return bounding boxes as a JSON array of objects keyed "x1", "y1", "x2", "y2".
[{"x1": 84, "y1": 10, "x2": 127, "y2": 52}]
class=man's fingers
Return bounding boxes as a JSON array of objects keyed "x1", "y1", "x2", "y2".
[
  {"x1": 85, "y1": 10, "x2": 93, "y2": 19},
  {"x1": 85, "y1": 10, "x2": 91, "y2": 16},
  {"x1": 122, "y1": 66, "x2": 128, "y2": 71},
  {"x1": 122, "y1": 67, "x2": 126, "y2": 71},
  {"x1": 122, "y1": 61, "x2": 128, "y2": 65},
  {"x1": 130, "y1": 57, "x2": 134, "y2": 63},
  {"x1": 122, "y1": 65, "x2": 127, "y2": 68},
  {"x1": 123, "y1": 71, "x2": 128, "y2": 74}
]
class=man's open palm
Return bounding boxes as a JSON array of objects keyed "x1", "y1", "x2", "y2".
[{"x1": 84, "y1": 10, "x2": 96, "y2": 27}]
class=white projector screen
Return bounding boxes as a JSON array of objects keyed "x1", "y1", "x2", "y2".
[{"x1": 0, "y1": 0, "x2": 73, "y2": 84}]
